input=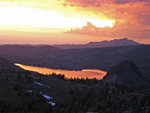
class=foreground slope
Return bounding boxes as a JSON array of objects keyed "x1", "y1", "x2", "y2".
[
  {"x1": 0, "y1": 57, "x2": 71, "y2": 112},
  {"x1": 0, "y1": 57, "x2": 17, "y2": 73},
  {"x1": 0, "y1": 59, "x2": 150, "y2": 113}
]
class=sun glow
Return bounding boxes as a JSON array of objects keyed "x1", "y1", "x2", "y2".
[{"x1": 0, "y1": 4, "x2": 115, "y2": 29}]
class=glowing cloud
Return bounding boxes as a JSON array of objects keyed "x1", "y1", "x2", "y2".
[
  {"x1": 0, "y1": 3, "x2": 115, "y2": 29},
  {"x1": 0, "y1": 0, "x2": 150, "y2": 44}
]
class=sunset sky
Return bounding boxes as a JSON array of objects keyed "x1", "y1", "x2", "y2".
[{"x1": 0, "y1": 0, "x2": 150, "y2": 44}]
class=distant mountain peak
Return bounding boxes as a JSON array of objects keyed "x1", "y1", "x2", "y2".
[
  {"x1": 88, "y1": 38, "x2": 139, "y2": 44},
  {"x1": 54, "y1": 38, "x2": 141, "y2": 49},
  {"x1": 113, "y1": 38, "x2": 137, "y2": 42},
  {"x1": 121, "y1": 38, "x2": 130, "y2": 40},
  {"x1": 85, "y1": 38, "x2": 140, "y2": 48}
]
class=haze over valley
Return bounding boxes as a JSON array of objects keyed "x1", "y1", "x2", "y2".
[{"x1": 0, "y1": 38, "x2": 149, "y2": 79}]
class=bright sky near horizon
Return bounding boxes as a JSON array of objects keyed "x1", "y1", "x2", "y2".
[{"x1": 0, "y1": 0, "x2": 150, "y2": 44}]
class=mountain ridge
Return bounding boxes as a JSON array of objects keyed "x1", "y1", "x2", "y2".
[{"x1": 54, "y1": 38, "x2": 141, "y2": 49}]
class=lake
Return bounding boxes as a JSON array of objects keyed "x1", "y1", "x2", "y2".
[{"x1": 15, "y1": 63, "x2": 107, "y2": 80}]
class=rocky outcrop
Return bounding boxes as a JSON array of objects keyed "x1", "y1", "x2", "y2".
[{"x1": 103, "y1": 60, "x2": 149, "y2": 88}]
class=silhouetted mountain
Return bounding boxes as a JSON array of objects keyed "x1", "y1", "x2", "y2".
[
  {"x1": 103, "y1": 61, "x2": 149, "y2": 88},
  {"x1": 54, "y1": 38, "x2": 141, "y2": 49}
]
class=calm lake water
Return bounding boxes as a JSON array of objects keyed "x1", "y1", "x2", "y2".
[{"x1": 15, "y1": 63, "x2": 107, "y2": 80}]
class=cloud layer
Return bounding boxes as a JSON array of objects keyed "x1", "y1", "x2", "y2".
[
  {"x1": 61, "y1": 0, "x2": 150, "y2": 41},
  {"x1": 61, "y1": 0, "x2": 150, "y2": 7}
]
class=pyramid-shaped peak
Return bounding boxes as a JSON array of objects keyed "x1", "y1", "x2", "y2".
[{"x1": 103, "y1": 60, "x2": 149, "y2": 88}]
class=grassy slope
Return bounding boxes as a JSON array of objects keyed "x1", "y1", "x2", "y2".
[{"x1": 0, "y1": 70, "x2": 71, "y2": 111}]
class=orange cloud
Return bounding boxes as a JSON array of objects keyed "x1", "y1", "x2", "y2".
[
  {"x1": 60, "y1": 0, "x2": 150, "y2": 7},
  {"x1": 60, "y1": 0, "x2": 150, "y2": 24},
  {"x1": 61, "y1": 0, "x2": 150, "y2": 42},
  {"x1": 65, "y1": 21, "x2": 150, "y2": 41}
]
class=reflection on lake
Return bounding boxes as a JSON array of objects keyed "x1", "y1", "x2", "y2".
[{"x1": 15, "y1": 63, "x2": 107, "y2": 80}]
